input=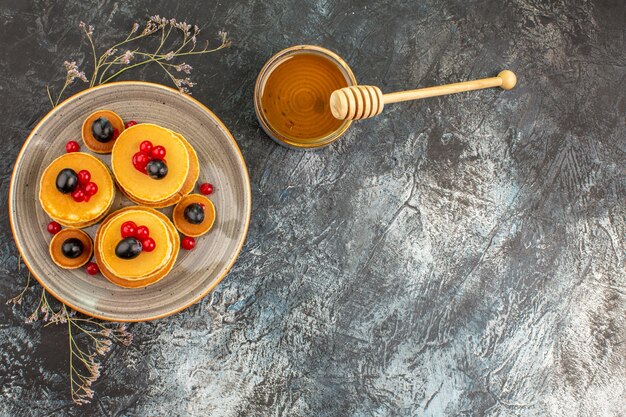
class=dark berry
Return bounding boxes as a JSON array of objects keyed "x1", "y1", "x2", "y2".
[
  {"x1": 77, "y1": 170, "x2": 91, "y2": 185},
  {"x1": 125, "y1": 120, "x2": 138, "y2": 128},
  {"x1": 71, "y1": 188, "x2": 86, "y2": 202},
  {"x1": 47, "y1": 221, "x2": 61, "y2": 234},
  {"x1": 184, "y1": 203, "x2": 205, "y2": 224},
  {"x1": 199, "y1": 183, "x2": 213, "y2": 195},
  {"x1": 91, "y1": 117, "x2": 115, "y2": 143},
  {"x1": 146, "y1": 159, "x2": 168, "y2": 179},
  {"x1": 61, "y1": 238, "x2": 84, "y2": 259},
  {"x1": 150, "y1": 145, "x2": 166, "y2": 159},
  {"x1": 121, "y1": 221, "x2": 137, "y2": 238},
  {"x1": 135, "y1": 225, "x2": 150, "y2": 240},
  {"x1": 56, "y1": 168, "x2": 78, "y2": 194},
  {"x1": 141, "y1": 237, "x2": 156, "y2": 252},
  {"x1": 84, "y1": 182, "x2": 98, "y2": 196},
  {"x1": 85, "y1": 262, "x2": 99, "y2": 275},
  {"x1": 66, "y1": 141, "x2": 80, "y2": 153},
  {"x1": 139, "y1": 140, "x2": 153, "y2": 154},
  {"x1": 181, "y1": 236, "x2": 196, "y2": 250},
  {"x1": 115, "y1": 237, "x2": 142, "y2": 259}
]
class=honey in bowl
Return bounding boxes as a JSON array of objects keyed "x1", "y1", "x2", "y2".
[{"x1": 254, "y1": 46, "x2": 357, "y2": 149}]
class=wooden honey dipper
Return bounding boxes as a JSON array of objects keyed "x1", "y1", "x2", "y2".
[{"x1": 329, "y1": 70, "x2": 517, "y2": 120}]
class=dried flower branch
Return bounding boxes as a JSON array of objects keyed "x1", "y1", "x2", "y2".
[
  {"x1": 46, "y1": 61, "x2": 89, "y2": 107},
  {"x1": 47, "y1": 17, "x2": 231, "y2": 106},
  {"x1": 9, "y1": 275, "x2": 133, "y2": 405},
  {"x1": 6, "y1": 260, "x2": 30, "y2": 306}
]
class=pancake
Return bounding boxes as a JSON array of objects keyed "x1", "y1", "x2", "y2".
[
  {"x1": 128, "y1": 131, "x2": 200, "y2": 208},
  {"x1": 98, "y1": 208, "x2": 173, "y2": 279},
  {"x1": 49, "y1": 228, "x2": 93, "y2": 269},
  {"x1": 82, "y1": 110, "x2": 125, "y2": 153},
  {"x1": 172, "y1": 194, "x2": 216, "y2": 237},
  {"x1": 94, "y1": 206, "x2": 180, "y2": 288},
  {"x1": 39, "y1": 152, "x2": 115, "y2": 227},
  {"x1": 111, "y1": 124, "x2": 189, "y2": 203}
]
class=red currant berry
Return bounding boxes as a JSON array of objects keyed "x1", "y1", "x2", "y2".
[
  {"x1": 141, "y1": 237, "x2": 156, "y2": 252},
  {"x1": 71, "y1": 188, "x2": 86, "y2": 202},
  {"x1": 132, "y1": 152, "x2": 150, "y2": 172},
  {"x1": 150, "y1": 145, "x2": 166, "y2": 159},
  {"x1": 139, "y1": 140, "x2": 153, "y2": 154},
  {"x1": 199, "y1": 203, "x2": 206, "y2": 209},
  {"x1": 125, "y1": 120, "x2": 138, "y2": 128},
  {"x1": 85, "y1": 262, "x2": 99, "y2": 275},
  {"x1": 181, "y1": 236, "x2": 196, "y2": 250},
  {"x1": 66, "y1": 141, "x2": 80, "y2": 153},
  {"x1": 135, "y1": 225, "x2": 150, "y2": 240},
  {"x1": 199, "y1": 183, "x2": 213, "y2": 195},
  {"x1": 112, "y1": 127, "x2": 119, "y2": 140},
  {"x1": 77, "y1": 170, "x2": 91, "y2": 185},
  {"x1": 47, "y1": 221, "x2": 61, "y2": 234},
  {"x1": 121, "y1": 221, "x2": 137, "y2": 238},
  {"x1": 84, "y1": 182, "x2": 98, "y2": 196}
]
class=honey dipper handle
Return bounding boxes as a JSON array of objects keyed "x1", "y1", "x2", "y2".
[{"x1": 383, "y1": 70, "x2": 517, "y2": 104}]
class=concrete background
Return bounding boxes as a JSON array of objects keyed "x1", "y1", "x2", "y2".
[{"x1": 1, "y1": 0, "x2": 624, "y2": 415}]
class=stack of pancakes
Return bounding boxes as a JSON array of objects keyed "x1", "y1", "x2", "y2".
[
  {"x1": 95, "y1": 206, "x2": 179, "y2": 288},
  {"x1": 111, "y1": 124, "x2": 199, "y2": 208},
  {"x1": 39, "y1": 152, "x2": 115, "y2": 228}
]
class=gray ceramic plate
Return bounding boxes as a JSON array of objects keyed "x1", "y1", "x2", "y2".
[{"x1": 9, "y1": 82, "x2": 251, "y2": 321}]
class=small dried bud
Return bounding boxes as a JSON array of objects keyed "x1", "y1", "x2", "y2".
[
  {"x1": 150, "y1": 15, "x2": 168, "y2": 27},
  {"x1": 25, "y1": 311, "x2": 38, "y2": 323},
  {"x1": 40, "y1": 304, "x2": 51, "y2": 321},
  {"x1": 49, "y1": 310, "x2": 67, "y2": 324},
  {"x1": 96, "y1": 343, "x2": 110, "y2": 356},
  {"x1": 174, "y1": 63, "x2": 192, "y2": 74},
  {"x1": 84, "y1": 387, "x2": 95, "y2": 399},
  {"x1": 89, "y1": 361, "x2": 101, "y2": 379},
  {"x1": 142, "y1": 21, "x2": 158, "y2": 36},
  {"x1": 218, "y1": 30, "x2": 231, "y2": 47},
  {"x1": 6, "y1": 294, "x2": 23, "y2": 306},
  {"x1": 121, "y1": 50, "x2": 134, "y2": 64},
  {"x1": 64, "y1": 61, "x2": 88, "y2": 83},
  {"x1": 176, "y1": 21, "x2": 192, "y2": 35},
  {"x1": 79, "y1": 21, "x2": 94, "y2": 36}
]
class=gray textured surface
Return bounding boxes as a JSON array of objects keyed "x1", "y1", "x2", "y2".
[{"x1": 1, "y1": 0, "x2": 625, "y2": 416}]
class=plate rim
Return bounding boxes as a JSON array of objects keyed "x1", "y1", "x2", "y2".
[{"x1": 9, "y1": 81, "x2": 252, "y2": 322}]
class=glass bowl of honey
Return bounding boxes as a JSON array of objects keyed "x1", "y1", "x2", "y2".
[{"x1": 254, "y1": 45, "x2": 357, "y2": 150}]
